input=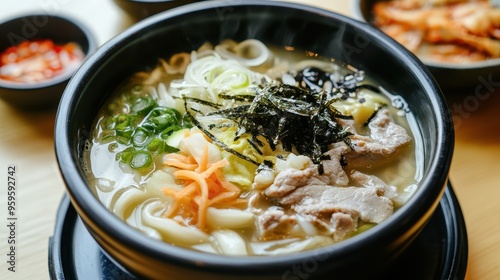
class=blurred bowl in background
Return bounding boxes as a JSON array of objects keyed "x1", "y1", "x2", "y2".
[
  {"x1": 0, "y1": 14, "x2": 97, "y2": 110},
  {"x1": 351, "y1": 0, "x2": 500, "y2": 91},
  {"x1": 113, "y1": 0, "x2": 205, "y2": 21}
]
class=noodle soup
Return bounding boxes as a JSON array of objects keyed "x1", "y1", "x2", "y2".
[{"x1": 84, "y1": 39, "x2": 422, "y2": 256}]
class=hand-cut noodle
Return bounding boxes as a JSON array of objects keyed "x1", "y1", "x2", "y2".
[
  {"x1": 141, "y1": 200, "x2": 210, "y2": 245},
  {"x1": 206, "y1": 207, "x2": 254, "y2": 229}
]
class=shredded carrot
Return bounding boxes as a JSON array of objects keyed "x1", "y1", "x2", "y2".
[
  {"x1": 173, "y1": 170, "x2": 210, "y2": 229},
  {"x1": 202, "y1": 159, "x2": 229, "y2": 178},
  {"x1": 165, "y1": 153, "x2": 189, "y2": 162},
  {"x1": 164, "y1": 153, "x2": 197, "y2": 170},
  {"x1": 186, "y1": 156, "x2": 197, "y2": 164},
  {"x1": 163, "y1": 159, "x2": 197, "y2": 170},
  {"x1": 162, "y1": 134, "x2": 247, "y2": 231},
  {"x1": 162, "y1": 187, "x2": 178, "y2": 197},
  {"x1": 163, "y1": 182, "x2": 197, "y2": 217},
  {"x1": 208, "y1": 191, "x2": 239, "y2": 206}
]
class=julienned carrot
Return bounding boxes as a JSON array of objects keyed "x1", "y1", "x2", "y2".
[
  {"x1": 163, "y1": 159, "x2": 197, "y2": 170},
  {"x1": 165, "y1": 153, "x2": 189, "y2": 162},
  {"x1": 162, "y1": 133, "x2": 245, "y2": 231},
  {"x1": 201, "y1": 159, "x2": 229, "y2": 178},
  {"x1": 164, "y1": 153, "x2": 198, "y2": 170},
  {"x1": 174, "y1": 170, "x2": 210, "y2": 229},
  {"x1": 208, "y1": 191, "x2": 239, "y2": 206},
  {"x1": 163, "y1": 182, "x2": 197, "y2": 217}
]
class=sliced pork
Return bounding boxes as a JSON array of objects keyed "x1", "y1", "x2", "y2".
[
  {"x1": 263, "y1": 146, "x2": 349, "y2": 198},
  {"x1": 344, "y1": 108, "x2": 412, "y2": 168}
]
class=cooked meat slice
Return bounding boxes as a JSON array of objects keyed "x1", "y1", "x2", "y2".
[
  {"x1": 260, "y1": 184, "x2": 392, "y2": 241},
  {"x1": 257, "y1": 208, "x2": 297, "y2": 239},
  {"x1": 263, "y1": 161, "x2": 319, "y2": 198},
  {"x1": 330, "y1": 211, "x2": 358, "y2": 241},
  {"x1": 284, "y1": 185, "x2": 393, "y2": 224},
  {"x1": 322, "y1": 146, "x2": 350, "y2": 186},
  {"x1": 350, "y1": 170, "x2": 398, "y2": 199},
  {"x1": 264, "y1": 146, "x2": 349, "y2": 198},
  {"x1": 344, "y1": 108, "x2": 411, "y2": 168},
  {"x1": 257, "y1": 206, "x2": 358, "y2": 241}
]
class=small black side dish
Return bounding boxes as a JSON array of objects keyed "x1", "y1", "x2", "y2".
[{"x1": 0, "y1": 14, "x2": 96, "y2": 110}]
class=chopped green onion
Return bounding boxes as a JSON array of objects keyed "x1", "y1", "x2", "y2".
[
  {"x1": 142, "y1": 107, "x2": 181, "y2": 132},
  {"x1": 100, "y1": 129, "x2": 116, "y2": 143},
  {"x1": 107, "y1": 143, "x2": 119, "y2": 153},
  {"x1": 116, "y1": 147, "x2": 136, "y2": 163},
  {"x1": 115, "y1": 114, "x2": 135, "y2": 131},
  {"x1": 131, "y1": 97, "x2": 156, "y2": 115},
  {"x1": 147, "y1": 138, "x2": 178, "y2": 154},
  {"x1": 99, "y1": 101, "x2": 189, "y2": 172},
  {"x1": 132, "y1": 128, "x2": 152, "y2": 147},
  {"x1": 104, "y1": 117, "x2": 116, "y2": 130},
  {"x1": 130, "y1": 151, "x2": 153, "y2": 170},
  {"x1": 115, "y1": 128, "x2": 134, "y2": 144},
  {"x1": 160, "y1": 125, "x2": 182, "y2": 139}
]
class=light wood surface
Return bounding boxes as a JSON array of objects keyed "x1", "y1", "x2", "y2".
[{"x1": 0, "y1": 1, "x2": 498, "y2": 279}]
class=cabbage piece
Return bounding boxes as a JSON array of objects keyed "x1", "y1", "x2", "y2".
[
  {"x1": 332, "y1": 89, "x2": 388, "y2": 127},
  {"x1": 221, "y1": 151, "x2": 257, "y2": 190},
  {"x1": 179, "y1": 132, "x2": 221, "y2": 165},
  {"x1": 217, "y1": 128, "x2": 261, "y2": 190}
]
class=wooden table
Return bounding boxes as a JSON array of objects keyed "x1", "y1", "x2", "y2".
[{"x1": 0, "y1": 1, "x2": 498, "y2": 279}]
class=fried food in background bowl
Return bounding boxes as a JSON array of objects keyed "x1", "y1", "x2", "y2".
[{"x1": 352, "y1": 0, "x2": 500, "y2": 90}]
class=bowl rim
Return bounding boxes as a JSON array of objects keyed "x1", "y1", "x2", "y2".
[
  {"x1": 349, "y1": 0, "x2": 500, "y2": 70},
  {"x1": 55, "y1": 0, "x2": 454, "y2": 272},
  {"x1": 0, "y1": 13, "x2": 98, "y2": 90}
]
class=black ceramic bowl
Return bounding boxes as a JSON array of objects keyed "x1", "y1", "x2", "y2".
[
  {"x1": 351, "y1": 0, "x2": 500, "y2": 90},
  {"x1": 0, "y1": 14, "x2": 96, "y2": 110},
  {"x1": 113, "y1": 0, "x2": 205, "y2": 20},
  {"x1": 54, "y1": 1, "x2": 454, "y2": 279}
]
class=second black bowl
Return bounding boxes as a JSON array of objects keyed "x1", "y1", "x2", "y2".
[{"x1": 351, "y1": 0, "x2": 500, "y2": 90}]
